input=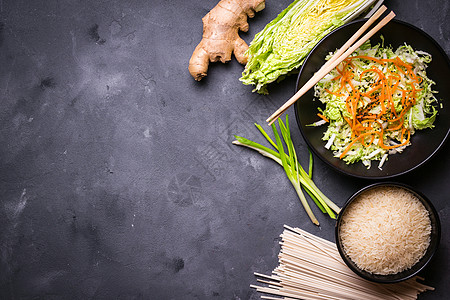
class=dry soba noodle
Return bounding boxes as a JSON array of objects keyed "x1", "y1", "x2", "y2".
[{"x1": 251, "y1": 225, "x2": 433, "y2": 300}]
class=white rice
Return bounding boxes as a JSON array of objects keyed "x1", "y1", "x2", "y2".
[{"x1": 339, "y1": 186, "x2": 432, "y2": 275}]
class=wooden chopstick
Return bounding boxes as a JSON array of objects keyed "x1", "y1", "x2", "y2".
[
  {"x1": 266, "y1": 8, "x2": 395, "y2": 125},
  {"x1": 316, "y1": 5, "x2": 387, "y2": 72}
]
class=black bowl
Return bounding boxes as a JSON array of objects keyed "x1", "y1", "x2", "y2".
[
  {"x1": 335, "y1": 182, "x2": 441, "y2": 283},
  {"x1": 294, "y1": 19, "x2": 450, "y2": 179}
]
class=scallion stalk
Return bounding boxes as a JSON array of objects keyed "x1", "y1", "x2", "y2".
[{"x1": 232, "y1": 115, "x2": 341, "y2": 225}]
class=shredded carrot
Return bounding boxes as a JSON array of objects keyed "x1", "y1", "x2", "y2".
[
  {"x1": 340, "y1": 131, "x2": 380, "y2": 158},
  {"x1": 317, "y1": 113, "x2": 329, "y2": 122},
  {"x1": 324, "y1": 53, "x2": 421, "y2": 160},
  {"x1": 324, "y1": 88, "x2": 344, "y2": 97}
]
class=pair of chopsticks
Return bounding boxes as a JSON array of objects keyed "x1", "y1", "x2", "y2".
[{"x1": 266, "y1": 5, "x2": 395, "y2": 125}]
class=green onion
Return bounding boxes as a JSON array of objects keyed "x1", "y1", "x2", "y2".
[{"x1": 232, "y1": 115, "x2": 340, "y2": 225}]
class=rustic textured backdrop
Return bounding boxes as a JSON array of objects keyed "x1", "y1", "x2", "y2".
[{"x1": 0, "y1": 0, "x2": 449, "y2": 299}]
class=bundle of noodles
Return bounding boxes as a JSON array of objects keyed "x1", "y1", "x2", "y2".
[{"x1": 251, "y1": 225, "x2": 434, "y2": 299}]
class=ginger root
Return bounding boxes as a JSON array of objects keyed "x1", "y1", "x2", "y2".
[{"x1": 188, "y1": 0, "x2": 265, "y2": 81}]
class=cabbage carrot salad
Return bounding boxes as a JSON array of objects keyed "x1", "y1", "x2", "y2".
[{"x1": 312, "y1": 39, "x2": 439, "y2": 169}]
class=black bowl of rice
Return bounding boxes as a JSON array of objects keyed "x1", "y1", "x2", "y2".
[{"x1": 335, "y1": 182, "x2": 441, "y2": 283}]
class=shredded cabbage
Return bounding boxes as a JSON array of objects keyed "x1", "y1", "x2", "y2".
[{"x1": 312, "y1": 39, "x2": 439, "y2": 169}]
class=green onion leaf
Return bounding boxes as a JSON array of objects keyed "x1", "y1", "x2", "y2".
[{"x1": 232, "y1": 115, "x2": 341, "y2": 225}]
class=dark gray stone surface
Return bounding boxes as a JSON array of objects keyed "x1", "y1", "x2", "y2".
[{"x1": 0, "y1": 0, "x2": 448, "y2": 299}]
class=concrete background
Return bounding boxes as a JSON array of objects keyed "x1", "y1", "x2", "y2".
[{"x1": 0, "y1": 0, "x2": 448, "y2": 299}]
